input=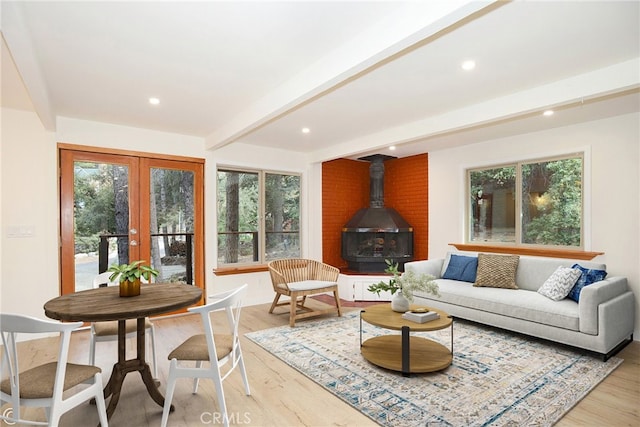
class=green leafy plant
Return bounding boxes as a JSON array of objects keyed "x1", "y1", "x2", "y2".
[
  {"x1": 367, "y1": 259, "x2": 439, "y2": 302},
  {"x1": 107, "y1": 260, "x2": 159, "y2": 283}
]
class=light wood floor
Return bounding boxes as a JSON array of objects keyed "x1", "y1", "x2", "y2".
[{"x1": 3, "y1": 300, "x2": 638, "y2": 427}]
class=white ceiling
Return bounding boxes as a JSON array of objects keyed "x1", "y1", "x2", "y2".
[{"x1": 2, "y1": 1, "x2": 639, "y2": 162}]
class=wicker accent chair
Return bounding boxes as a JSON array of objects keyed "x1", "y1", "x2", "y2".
[{"x1": 268, "y1": 258, "x2": 342, "y2": 327}]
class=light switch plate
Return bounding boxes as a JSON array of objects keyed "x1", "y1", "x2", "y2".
[{"x1": 6, "y1": 225, "x2": 35, "y2": 238}]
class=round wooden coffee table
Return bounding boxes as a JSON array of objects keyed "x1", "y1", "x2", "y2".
[{"x1": 360, "y1": 303, "x2": 453, "y2": 376}]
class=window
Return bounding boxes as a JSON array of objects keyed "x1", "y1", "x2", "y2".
[
  {"x1": 468, "y1": 154, "x2": 583, "y2": 248},
  {"x1": 217, "y1": 168, "x2": 300, "y2": 266}
]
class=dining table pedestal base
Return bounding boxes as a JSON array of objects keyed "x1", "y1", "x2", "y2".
[{"x1": 99, "y1": 318, "x2": 174, "y2": 421}]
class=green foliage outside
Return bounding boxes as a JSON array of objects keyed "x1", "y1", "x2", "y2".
[
  {"x1": 74, "y1": 162, "x2": 116, "y2": 253},
  {"x1": 151, "y1": 168, "x2": 195, "y2": 233},
  {"x1": 74, "y1": 163, "x2": 194, "y2": 258},
  {"x1": 522, "y1": 158, "x2": 582, "y2": 246},
  {"x1": 217, "y1": 170, "x2": 300, "y2": 264},
  {"x1": 469, "y1": 156, "x2": 582, "y2": 247},
  {"x1": 469, "y1": 166, "x2": 516, "y2": 199},
  {"x1": 216, "y1": 170, "x2": 259, "y2": 234}
]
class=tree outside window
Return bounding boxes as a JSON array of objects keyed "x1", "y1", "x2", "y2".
[
  {"x1": 265, "y1": 173, "x2": 300, "y2": 262},
  {"x1": 469, "y1": 165, "x2": 516, "y2": 243},
  {"x1": 468, "y1": 154, "x2": 583, "y2": 248},
  {"x1": 217, "y1": 168, "x2": 300, "y2": 265}
]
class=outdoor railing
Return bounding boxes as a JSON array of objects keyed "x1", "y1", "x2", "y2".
[
  {"x1": 98, "y1": 232, "x2": 194, "y2": 284},
  {"x1": 217, "y1": 230, "x2": 300, "y2": 263}
]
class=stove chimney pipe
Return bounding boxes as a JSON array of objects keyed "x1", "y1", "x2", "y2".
[{"x1": 358, "y1": 154, "x2": 395, "y2": 209}]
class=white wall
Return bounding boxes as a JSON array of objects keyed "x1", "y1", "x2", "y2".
[
  {"x1": 428, "y1": 112, "x2": 640, "y2": 338},
  {"x1": 1, "y1": 108, "x2": 58, "y2": 318},
  {"x1": 56, "y1": 116, "x2": 205, "y2": 158}
]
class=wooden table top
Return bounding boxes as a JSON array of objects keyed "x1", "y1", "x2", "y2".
[
  {"x1": 44, "y1": 283, "x2": 202, "y2": 322},
  {"x1": 360, "y1": 303, "x2": 452, "y2": 332}
]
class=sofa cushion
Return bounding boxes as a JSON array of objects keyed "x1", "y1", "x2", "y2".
[
  {"x1": 474, "y1": 253, "x2": 519, "y2": 289},
  {"x1": 442, "y1": 254, "x2": 478, "y2": 283},
  {"x1": 567, "y1": 264, "x2": 607, "y2": 302},
  {"x1": 537, "y1": 266, "x2": 581, "y2": 301},
  {"x1": 515, "y1": 256, "x2": 606, "y2": 291},
  {"x1": 414, "y1": 280, "x2": 580, "y2": 331}
]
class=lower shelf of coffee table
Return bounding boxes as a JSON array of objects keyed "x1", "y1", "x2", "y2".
[{"x1": 361, "y1": 335, "x2": 452, "y2": 373}]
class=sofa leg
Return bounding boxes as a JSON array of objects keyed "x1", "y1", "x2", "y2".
[{"x1": 603, "y1": 333, "x2": 633, "y2": 362}]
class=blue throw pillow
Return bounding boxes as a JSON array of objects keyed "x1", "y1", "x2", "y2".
[
  {"x1": 442, "y1": 254, "x2": 478, "y2": 283},
  {"x1": 567, "y1": 263, "x2": 607, "y2": 302}
]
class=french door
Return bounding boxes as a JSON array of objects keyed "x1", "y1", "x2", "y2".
[{"x1": 59, "y1": 145, "x2": 204, "y2": 297}]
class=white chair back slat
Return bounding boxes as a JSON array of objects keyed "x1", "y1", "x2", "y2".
[
  {"x1": 0, "y1": 313, "x2": 108, "y2": 426},
  {"x1": 162, "y1": 284, "x2": 250, "y2": 427}
]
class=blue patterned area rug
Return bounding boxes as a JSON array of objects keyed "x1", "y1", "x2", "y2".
[{"x1": 246, "y1": 311, "x2": 622, "y2": 427}]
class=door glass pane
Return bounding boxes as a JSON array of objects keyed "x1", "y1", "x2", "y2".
[
  {"x1": 150, "y1": 168, "x2": 195, "y2": 284},
  {"x1": 74, "y1": 162, "x2": 129, "y2": 291},
  {"x1": 217, "y1": 170, "x2": 259, "y2": 265},
  {"x1": 469, "y1": 166, "x2": 516, "y2": 243},
  {"x1": 265, "y1": 173, "x2": 300, "y2": 261}
]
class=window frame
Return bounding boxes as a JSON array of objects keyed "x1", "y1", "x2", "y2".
[
  {"x1": 215, "y1": 165, "x2": 302, "y2": 268},
  {"x1": 59, "y1": 144, "x2": 205, "y2": 298},
  {"x1": 465, "y1": 152, "x2": 586, "y2": 250}
]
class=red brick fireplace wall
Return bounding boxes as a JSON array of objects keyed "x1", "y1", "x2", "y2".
[{"x1": 322, "y1": 154, "x2": 429, "y2": 269}]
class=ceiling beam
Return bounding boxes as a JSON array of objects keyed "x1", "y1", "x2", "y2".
[
  {"x1": 1, "y1": 2, "x2": 56, "y2": 130},
  {"x1": 205, "y1": 0, "x2": 503, "y2": 151},
  {"x1": 309, "y1": 58, "x2": 640, "y2": 162}
]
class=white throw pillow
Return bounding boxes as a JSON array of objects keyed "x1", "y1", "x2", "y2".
[{"x1": 538, "y1": 266, "x2": 582, "y2": 301}]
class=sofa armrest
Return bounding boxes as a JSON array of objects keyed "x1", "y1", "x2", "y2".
[
  {"x1": 404, "y1": 259, "x2": 444, "y2": 279},
  {"x1": 579, "y1": 276, "x2": 630, "y2": 335}
]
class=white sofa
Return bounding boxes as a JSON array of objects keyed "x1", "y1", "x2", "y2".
[{"x1": 405, "y1": 251, "x2": 635, "y2": 360}]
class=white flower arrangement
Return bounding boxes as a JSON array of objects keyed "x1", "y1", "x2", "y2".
[{"x1": 368, "y1": 259, "x2": 440, "y2": 302}]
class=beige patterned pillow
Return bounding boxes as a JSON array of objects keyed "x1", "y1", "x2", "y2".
[{"x1": 473, "y1": 253, "x2": 519, "y2": 289}]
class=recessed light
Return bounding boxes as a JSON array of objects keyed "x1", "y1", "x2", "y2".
[
  {"x1": 389, "y1": 146, "x2": 396, "y2": 151},
  {"x1": 149, "y1": 97, "x2": 160, "y2": 105},
  {"x1": 543, "y1": 110, "x2": 554, "y2": 116},
  {"x1": 301, "y1": 127, "x2": 310, "y2": 134},
  {"x1": 461, "y1": 60, "x2": 476, "y2": 71}
]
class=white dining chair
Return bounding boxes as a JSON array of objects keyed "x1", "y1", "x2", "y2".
[
  {"x1": 161, "y1": 284, "x2": 251, "y2": 427},
  {"x1": 0, "y1": 313, "x2": 109, "y2": 426},
  {"x1": 89, "y1": 272, "x2": 158, "y2": 378}
]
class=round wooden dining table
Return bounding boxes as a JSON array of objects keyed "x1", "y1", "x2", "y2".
[{"x1": 44, "y1": 283, "x2": 202, "y2": 420}]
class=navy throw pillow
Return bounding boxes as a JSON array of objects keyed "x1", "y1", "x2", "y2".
[
  {"x1": 442, "y1": 254, "x2": 478, "y2": 283},
  {"x1": 567, "y1": 263, "x2": 607, "y2": 302}
]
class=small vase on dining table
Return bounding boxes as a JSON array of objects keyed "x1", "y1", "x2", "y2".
[
  {"x1": 391, "y1": 292, "x2": 410, "y2": 312},
  {"x1": 119, "y1": 279, "x2": 141, "y2": 297}
]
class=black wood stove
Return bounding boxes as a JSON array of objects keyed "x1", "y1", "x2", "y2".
[{"x1": 341, "y1": 154, "x2": 414, "y2": 273}]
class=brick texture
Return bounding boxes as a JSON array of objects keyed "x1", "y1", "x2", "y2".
[
  {"x1": 384, "y1": 154, "x2": 429, "y2": 261},
  {"x1": 322, "y1": 154, "x2": 429, "y2": 267},
  {"x1": 322, "y1": 159, "x2": 369, "y2": 269}
]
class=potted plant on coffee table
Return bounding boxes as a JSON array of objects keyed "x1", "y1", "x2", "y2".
[
  {"x1": 107, "y1": 260, "x2": 159, "y2": 297},
  {"x1": 368, "y1": 259, "x2": 439, "y2": 312}
]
